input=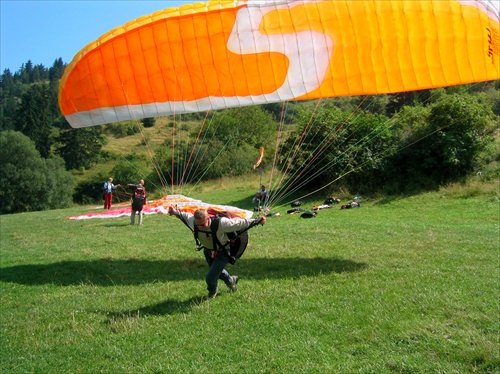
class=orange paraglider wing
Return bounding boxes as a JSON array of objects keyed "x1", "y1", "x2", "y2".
[
  {"x1": 67, "y1": 195, "x2": 253, "y2": 220},
  {"x1": 59, "y1": 0, "x2": 499, "y2": 128}
]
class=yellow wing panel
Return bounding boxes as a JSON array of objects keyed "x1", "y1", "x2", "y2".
[{"x1": 59, "y1": 0, "x2": 499, "y2": 127}]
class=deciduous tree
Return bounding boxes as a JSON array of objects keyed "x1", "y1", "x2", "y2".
[{"x1": 0, "y1": 131, "x2": 73, "y2": 213}]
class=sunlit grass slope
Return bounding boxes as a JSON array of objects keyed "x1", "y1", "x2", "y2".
[{"x1": 0, "y1": 181, "x2": 498, "y2": 373}]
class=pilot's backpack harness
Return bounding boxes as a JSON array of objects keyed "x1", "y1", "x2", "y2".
[{"x1": 193, "y1": 215, "x2": 252, "y2": 264}]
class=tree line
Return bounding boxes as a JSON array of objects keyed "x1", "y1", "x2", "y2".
[
  {"x1": 1, "y1": 60, "x2": 498, "y2": 213},
  {"x1": 281, "y1": 88, "x2": 498, "y2": 195}
]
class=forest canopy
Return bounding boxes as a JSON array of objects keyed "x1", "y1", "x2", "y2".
[{"x1": 1, "y1": 60, "x2": 498, "y2": 213}]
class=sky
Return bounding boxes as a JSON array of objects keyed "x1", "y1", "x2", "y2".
[{"x1": 0, "y1": 0, "x2": 193, "y2": 72}]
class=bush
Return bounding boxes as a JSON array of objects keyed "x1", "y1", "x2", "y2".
[
  {"x1": 110, "y1": 154, "x2": 150, "y2": 186},
  {"x1": 386, "y1": 94, "x2": 495, "y2": 190},
  {"x1": 72, "y1": 178, "x2": 103, "y2": 205},
  {"x1": 142, "y1": 117, "x2": 155, "y2": 128},
  {"x1": 104, "y1": 122, "x2": 137, "y2": 138}
]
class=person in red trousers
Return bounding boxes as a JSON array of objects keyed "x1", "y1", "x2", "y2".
[{"x1": 103, "y1": 177, "x2": 119, "y2": 209}]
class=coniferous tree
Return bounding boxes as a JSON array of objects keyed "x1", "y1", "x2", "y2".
[
  {"x1": 0, "y1": 96, "x2": 18, "y2": 130},
  {"x1": 1, "y1": 69, "x2": 22, "y2": 130},
  {"x1": 1, "y1": 69, "x2": 15, "y2": 94},
  {"x1": 56, "y1": 126, "x2": 105, "y2": 170},
  {"x1": 32, "y1": 63, "x2": 46, "y2": 82},
  {"x1": 15, "y1": 83, "x2": 53, "y2": 157},
  {"x1": 48, "y1": 59, "x2": 64, "y2": 120},
  {"x1": 49, "y1": 58, "x2": 65, "y2": 81},
  {"x1": 20, "y1": 60, "x2": 33, "y2": 84}
]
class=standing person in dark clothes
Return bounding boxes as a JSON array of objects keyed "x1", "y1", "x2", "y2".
[{"x1": 127, "y1": 180, "x2": 146, "y2": 225}]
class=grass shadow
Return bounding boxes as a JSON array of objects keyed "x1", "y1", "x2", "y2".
[
  {"x1": 224, "y1": 195, "x2": 258, "y2": 212},
  {"x1": 102, "y1": 223, "x2": 132, "y2": 227},
  {"x1": 0, "y1": 257, "x2": 367, "y2": 286},
  {"x1": 103, "y1": 296, "x2": 206, "y2": 321}
]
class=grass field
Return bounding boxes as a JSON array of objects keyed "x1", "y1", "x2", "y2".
[{"x1": 1, "y1": 182, "x2": 498, "y2": 373}]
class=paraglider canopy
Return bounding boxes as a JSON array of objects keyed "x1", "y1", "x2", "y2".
[{"x1": 59, "y1": 0, "x2": 499, "y2": 128}]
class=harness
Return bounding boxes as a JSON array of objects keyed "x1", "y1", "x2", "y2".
[
  {"x1": 194, "y1": 216, "x2": 228, "y2": 258},
  {"x1": 177, "y1": 212, "x2": 258, "y2": 263}
]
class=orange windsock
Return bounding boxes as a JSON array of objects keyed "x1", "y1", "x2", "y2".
[{"x1": 253, "y1": 147, "x2": 265, "y2": 169}]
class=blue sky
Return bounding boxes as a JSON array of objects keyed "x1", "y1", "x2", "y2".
[{"x1": 0, "y1": 0, "x2": 192, "y2": 72}]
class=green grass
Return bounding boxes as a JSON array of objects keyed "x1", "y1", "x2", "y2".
[{"x1": 1, "y1": 183, "x2": 499, "y2": 373}]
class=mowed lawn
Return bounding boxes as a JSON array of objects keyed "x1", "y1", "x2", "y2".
[{"x1": 0, "y1": 185, "x2": 498, "y2": 373}]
